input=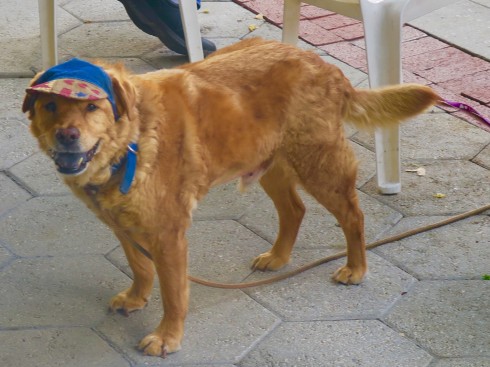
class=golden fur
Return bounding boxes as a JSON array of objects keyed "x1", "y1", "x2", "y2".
[{"x1": 24, "y1": 38, "x2": 440, "y2": 357}]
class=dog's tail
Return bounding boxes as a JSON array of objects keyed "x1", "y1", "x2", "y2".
[{"x1": 344, "y1": 84, "x2": 441, "y2": 129}]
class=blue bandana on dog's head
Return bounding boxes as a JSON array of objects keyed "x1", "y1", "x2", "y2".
[{"x1": 25, "y1": 58, "x2": 119, "y2": 121}]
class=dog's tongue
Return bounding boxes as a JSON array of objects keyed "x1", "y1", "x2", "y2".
[{"x1": 53, "y1": 152, "x2": 87, "y2": 174}]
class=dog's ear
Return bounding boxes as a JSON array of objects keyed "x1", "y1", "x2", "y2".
[
  {"x1": 110, "y1": 70, "x2": 137, "y2": 121},
  {"x1": 22, "y1": 71, "x2": 44, "y2": 115},
  {"x1": 113, "y1": 78, "x2": 137, "y2": 120}
]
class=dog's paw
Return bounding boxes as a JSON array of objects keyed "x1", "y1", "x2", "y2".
[
  {"x1": 252, "y1": 251, "x2": 289, "y2": 271},
  {"x1": 332, "y1": 265, "x2": 366, "y2": 285},
  {"x1": 109, "y1": 288, "x2": 148, "y2": 316},
  {"x1": 138, "y1": 332, "x2": 181, "y2": 357}
]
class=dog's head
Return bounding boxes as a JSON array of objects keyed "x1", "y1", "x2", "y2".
[{"x1": 22, "y1": 58, "x2": 137, "y2": 185}]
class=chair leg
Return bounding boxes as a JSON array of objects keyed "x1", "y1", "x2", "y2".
[
  {"x1": 179, "y1": 0, "x2": 204, "y2": 62},
  {"x1": 360, "y1": 0, "x2": 409, "y2": 195},
  {"x1": 39, "y1": 0, "x2": 58, "y2": 68},
  {"x1": 282, "y1": 0, "x2": 301, "y2": 45}
]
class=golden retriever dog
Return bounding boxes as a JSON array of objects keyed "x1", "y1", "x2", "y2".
[{"x1": 23, "y1": 38, "x2": 440, "y2": 357}]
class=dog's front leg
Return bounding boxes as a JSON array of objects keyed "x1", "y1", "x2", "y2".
[
  {"x1": 138, "y1": 231, "x2": 189, "y2": 357},
  {"x1": 109, "y1": 231, "x2": 155, "y2": 315}
]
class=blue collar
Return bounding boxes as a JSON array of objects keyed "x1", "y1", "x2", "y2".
[{"x1": 111, "y1": 143, "x2": 138, "y2": 194}]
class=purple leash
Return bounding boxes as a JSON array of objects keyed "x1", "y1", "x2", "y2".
[{"x1": 440, "y1": 100, "x2": 490, "y2": 127}]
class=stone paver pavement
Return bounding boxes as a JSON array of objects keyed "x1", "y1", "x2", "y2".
[{"x1": 0, "y1": 1, "x2": 489, "y2": 366}]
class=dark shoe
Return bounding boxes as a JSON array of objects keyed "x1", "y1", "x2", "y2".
[{"x1": 118, "y1": 0, "x2": 216, "y2": 56}]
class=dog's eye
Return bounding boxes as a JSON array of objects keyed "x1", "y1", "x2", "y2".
[
  {"x1": 87, "y1": 103, "x2": 98, "y2": 112},
  {"x1": 44, "y1": 101, "x2": 57, "y2": 112}
]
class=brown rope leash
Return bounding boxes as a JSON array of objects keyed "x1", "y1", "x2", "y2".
[
  {"x1": 188, "y1": 203, "x2": 490, "y2": 289},
  {"x1": 87, "y1": 188, "x2": 489, "y2": 290}
]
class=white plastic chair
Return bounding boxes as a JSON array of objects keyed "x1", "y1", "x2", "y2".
[
  {"x1": 283, "y1": 0, "x2": 457, "y2": 194},
  {"x1": 37, "y1": 0, "x2": 204, "y2": 70}
]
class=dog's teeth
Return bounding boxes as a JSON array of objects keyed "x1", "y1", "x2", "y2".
[{"x1": 78, "y1": 157, "x2": 84, "y2": 165}]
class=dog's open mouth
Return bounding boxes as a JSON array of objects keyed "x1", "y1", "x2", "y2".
[{"x1": 51, "y1": 141, "x2": 100, "y2": 175}]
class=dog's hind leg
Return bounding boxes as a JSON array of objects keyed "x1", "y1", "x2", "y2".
[
  {"x1": 252, "y1": 161, "x2": 305, "y2": 271},
  {"x1": 293, "y1": 142, "x2": 367, "y2": 285},
  {"x1": 109, "y1": 232, "x2": 155, "y2": 315}
]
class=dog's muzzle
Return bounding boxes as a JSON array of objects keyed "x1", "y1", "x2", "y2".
[{"x1": 50, "y1": 140, "x2": 100, "y2": 175}]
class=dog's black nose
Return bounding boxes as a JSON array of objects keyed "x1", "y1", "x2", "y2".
[{"x1": 55, "y1": 127, "x2": 80, "y2": 147}]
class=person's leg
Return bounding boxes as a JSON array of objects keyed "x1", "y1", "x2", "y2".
[{"x1": 118, "y1": 0, "x2": 216, "y2": 56}]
